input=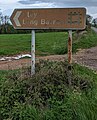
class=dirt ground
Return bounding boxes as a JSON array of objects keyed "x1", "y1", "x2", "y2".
[
  {"x1": 0, "y1": 46, "x2": 97, "y2": 71},
  {"x1": 73, "y1": 46, "x2": 97, "y2": 71},
  {"x1": 0, "y1": 55, "x2": 67, "y2": 70}
]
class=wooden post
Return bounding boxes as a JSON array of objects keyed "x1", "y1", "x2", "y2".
[
  {"x1": 68, "y1": 30, "x2": 72, "y2": 64},
  {"x1": 31, "y1": 30, "x2": 35, "y2": 76},
  {"x1": 67, "y1": 30, "x2": 72, "y2": 87}
]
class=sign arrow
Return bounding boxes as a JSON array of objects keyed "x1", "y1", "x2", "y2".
[{"x1": 13, "y1": 11, "x2": 22, "y2": 27}]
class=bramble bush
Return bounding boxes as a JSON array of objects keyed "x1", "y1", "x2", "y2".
[{"x1": 0, "y1": 61, "x2": 97, "y2": 120}]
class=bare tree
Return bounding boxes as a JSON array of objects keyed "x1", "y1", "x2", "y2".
[
  {"x1": 0, "y1": 10, "x2": 2, "y2": 33},
  {"x1": 0, "y1": 10, "x2": 2, "y2": 25},
  {"x1": 4, "y1": 15, "x2": 10, "y2": 25},
  {"x1": 92, "y1": 18, "x2": 97, "y2": 27},
  {"x1": 86, "y1": 14, "x2": 93, "y2": 25}
]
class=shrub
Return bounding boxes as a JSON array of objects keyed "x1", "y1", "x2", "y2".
[{"x1": 0, "y1": 61, "x2": 97, "y2": 120}]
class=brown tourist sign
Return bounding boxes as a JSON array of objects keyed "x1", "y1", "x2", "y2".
[{"x1": 10, "y1": 8, "x2": 86, "y2": 30}]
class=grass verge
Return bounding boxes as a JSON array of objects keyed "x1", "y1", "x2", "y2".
[
  {"x1": 0, "y1": 61, "x2": 97, "y2": 120},
  {"x1": 72, "y1": 30, "x2": 97, "y2": 52}
]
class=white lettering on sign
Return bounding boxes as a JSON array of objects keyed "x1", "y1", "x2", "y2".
[
  {"x1": 22, "y1": 12, "x2": 38, "y2": 26},
  {"x1": 23, "y1": 19, "x2": 38, "y2": 26},
  {"x1": 27, "y1": 12, "x2": 37, "y2": 19},
  {"x1": 41, "y1": 19, "x2": 65, "y2": 25}
]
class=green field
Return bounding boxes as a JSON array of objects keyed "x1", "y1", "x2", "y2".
[
  {"x1": 0, "y1": 30, "x2": 97, "y2": 56},
  {"x1": 0, "y1": 32, "x2": 68, "y2": 56}
]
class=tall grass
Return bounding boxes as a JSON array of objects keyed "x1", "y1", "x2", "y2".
[
  {"x1": 72, "y1": 30, "x2": 97, "y2": 52},
  {"x1": 0, "y1": 61, "x2": 97, "y2": 120}
]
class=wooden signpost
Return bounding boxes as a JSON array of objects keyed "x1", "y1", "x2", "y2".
[{"x1": 10, "y1": 8, "x2": 86, "y2": 75}]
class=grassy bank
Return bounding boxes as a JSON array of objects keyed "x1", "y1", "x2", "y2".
[
  {"x1": 0, "y1": 30, "x2": 97, "y2": 56},
  {"x1": 73, "y1": 30, "x2": 97, "y2": 52},
  {"x1": 0, "y1": 61, "x2": 97, "y2": 120}
]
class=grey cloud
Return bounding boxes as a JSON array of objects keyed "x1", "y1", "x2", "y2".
[
  {"x1": 18, "y1": 0, "x2": 53, "y2": 4},
  {"x1": 18, "y1": 0, "x2": 38, "y2": 4},
  {"x1": 18, "y1": 0, "x2": 97, "y2": 7}
]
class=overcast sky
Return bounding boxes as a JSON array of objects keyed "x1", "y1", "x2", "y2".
[{"x1": 0, "y1": 0, "x2": 97, "y2": 19}]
